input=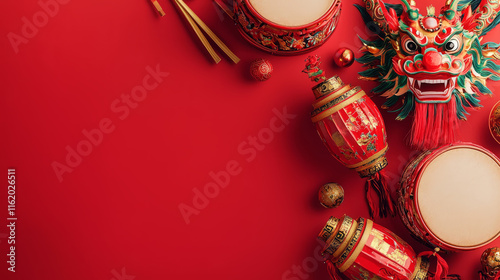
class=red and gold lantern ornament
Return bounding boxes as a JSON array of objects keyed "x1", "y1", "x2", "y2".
[
  {"x1": 480, "y1": 247, "x2": 500, "y2": 280},
  {"x1": 317, "y1": 215, "x2": 456, "y2": 280},
  {"x1": 233, "y1": 0, "x2": 342, "y2": 55},
  {"x1": 303, "y1": 55, "x2": 394, "y2": 218}
]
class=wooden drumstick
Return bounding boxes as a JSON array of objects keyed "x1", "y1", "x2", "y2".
[
  {"x1": 151, "y1": 0, "x2": 166, "y2": 16},
  {"x1": 172, "y1": 0, "x2": 222, "y2": 63},
  {"x1": 175, "y1": 0, "x2": 240, "y2": 64}
]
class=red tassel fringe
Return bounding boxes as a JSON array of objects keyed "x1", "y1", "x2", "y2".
[
  {"x1": 365, "y1": 171, "x2": 396, "y2": 219},
  {"x1": 326, "y1": 261, "x2": 342, "y2": 280},
  {"x1": 411, "y1": 99, "x2": 459, "y2": 150}
]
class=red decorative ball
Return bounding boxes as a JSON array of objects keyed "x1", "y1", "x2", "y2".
[
  {"x1": 250, "y1": 59, "x2": 273, "y2": 81},
  {"x1": 334, "y1": 48, "x2": 355, "y2": 67}
]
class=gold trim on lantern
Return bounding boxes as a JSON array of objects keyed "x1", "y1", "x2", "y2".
[
  {"x1": 344, "y1": 146, "x2": 388, "y2": 169},
  {"x1": 411, "y1": 257, "x2": 430, "y2": 280},
  {"x1": 331, "y1": 217, "x2": 358, "y2": 259},
  {"x1": 311, "y1": 89, "x2": 366, "y2": 122},
  {"x1": 311, "y1": 87, "x2": 362, "y2": 118},
  {"x1": 336, "y1": 218, "x2": 365, "y2": 267},
  {"x1": 356, "y1": 155, "x2": 388, "y2": 178},
  {"x1": 318, "y1": 217, "x2": 340, "y2": 244},
  {"x1": 339, "y1": 219, "x2": 374, "y2": 272},
  {"x1": 312, "y1": 76, "x2": 344, "y2": 99},
  {"x1": 322, "y1": 216, "x2": 353, "y2": 256},
  {"x1": 313, "y1": 85, "x2": 351, "y2": 109}
]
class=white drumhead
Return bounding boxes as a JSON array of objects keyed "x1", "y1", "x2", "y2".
[
  {"x1": 248, "y1": 0, "x2": 334, "y2": 27},
  {"x1": 417, "y1": 147, "x2": 500, "y2": 248}
]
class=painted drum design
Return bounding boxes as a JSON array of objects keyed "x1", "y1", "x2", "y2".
[
  {"x1": 489, "y1": 100, "x2": 500, "y2": 144},
  {"x1": 398, "y1": 143, "x2": 500, "y2": 251},
  {"x1": 318, "y1": 215, "x2": 429, "y2": 279},
  {"x1": 233, "y1": 0, "x2": 342, "y2": 54},
  {"x1": 311, "y1": 76, "x2": 388, "y2": 178}
]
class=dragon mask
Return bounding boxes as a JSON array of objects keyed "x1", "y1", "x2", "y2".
[{"x1": 356, "y1": 0, "x2": 500, "y2": 150}]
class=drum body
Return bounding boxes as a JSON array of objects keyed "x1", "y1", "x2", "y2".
[
  {"x1": 311, "y1": 76, "x2": 388, "y2": 177},
  {"x1": 233, "y1": 0, "x2": 341, "y2": 55},
  {"x1": 319, "y1": 215, "x2": 429, "y2": 279},
  {"x1": 398, "y1": 143, "x2": 500, "y2": 251}
]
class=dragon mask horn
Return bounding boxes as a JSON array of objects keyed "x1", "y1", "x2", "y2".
[
  {"x1": 363, "y1": 0, "x2": 400, "y2": 34},
  {"x1": 401, "y1": 0, "x2": 417, "y2": 10},
  {"x1": 444, "y1": 0, "x2": 460, "y2": 11}
]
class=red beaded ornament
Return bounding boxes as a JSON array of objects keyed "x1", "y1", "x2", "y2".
[{"x1": 250, "y1": 59, "x2": 273, "y2": 81}]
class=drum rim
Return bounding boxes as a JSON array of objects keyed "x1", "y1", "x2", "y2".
[
  {"x1": 234, "y1": 26, "x2": 331, "y2": 55},
  {"x1": 242, "y1": 0, "x2": 340, "y2": 29},
  {"x1": 489, "y1": 99, "x2": 500, "y2": 144},
  {"x1": 414, "y1": 143, "x2": 500, "y2": 250}
]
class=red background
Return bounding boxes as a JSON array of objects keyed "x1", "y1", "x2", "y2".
[{"x1": 1, "y1": 0, "x2": 500, "y2": 279}]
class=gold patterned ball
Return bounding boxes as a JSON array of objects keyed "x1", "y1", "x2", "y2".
[
  {"x1": 481, "y1": 247, "x2": 500, "y2": 277},
  {"x1": 318, "y1": 183, "x2": 344, "y2": 208}
]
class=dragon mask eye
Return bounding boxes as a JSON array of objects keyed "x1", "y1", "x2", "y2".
[
  {"x1": 402, "y1": 37, "x2": 419, "y2": 54},
  {"x1": 444, "y1": 36, "x2": 461, "y2": 53}
]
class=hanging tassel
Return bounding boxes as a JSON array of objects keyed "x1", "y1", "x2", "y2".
[
  {"x1": 326, "y1": 260, "x2": 343, "y2": 280},
  {"x1": 418, "y1": 248, "x2": 457, "y2": 280},
  {"x1": 365, "y1": 171, "x2": 396, "y2": 218},
  {"x1": 410, "y1": 98, "x2": 459, "y2": 150}
]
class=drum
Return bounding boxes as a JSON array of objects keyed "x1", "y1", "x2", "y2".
[
  {"x1": 398, "y1": 143, "x2": 500, "y2": 251},
  {"x1": 233, "y1": 0, "x2": 342, "y2": 54},
  {"x1": 318, "y1": 215, "x2": 429, "y2": 279}
]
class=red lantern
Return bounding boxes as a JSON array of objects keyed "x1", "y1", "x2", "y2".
[
  {"x1": 318, "y1": 215, "x2": 429, "y2": 279},
  {"x1": 317, "y1": 215, "x2": 455, "y2": 280},
  {"x1": 304, "y1": 56, "x2": 394, "y2": 218}
]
